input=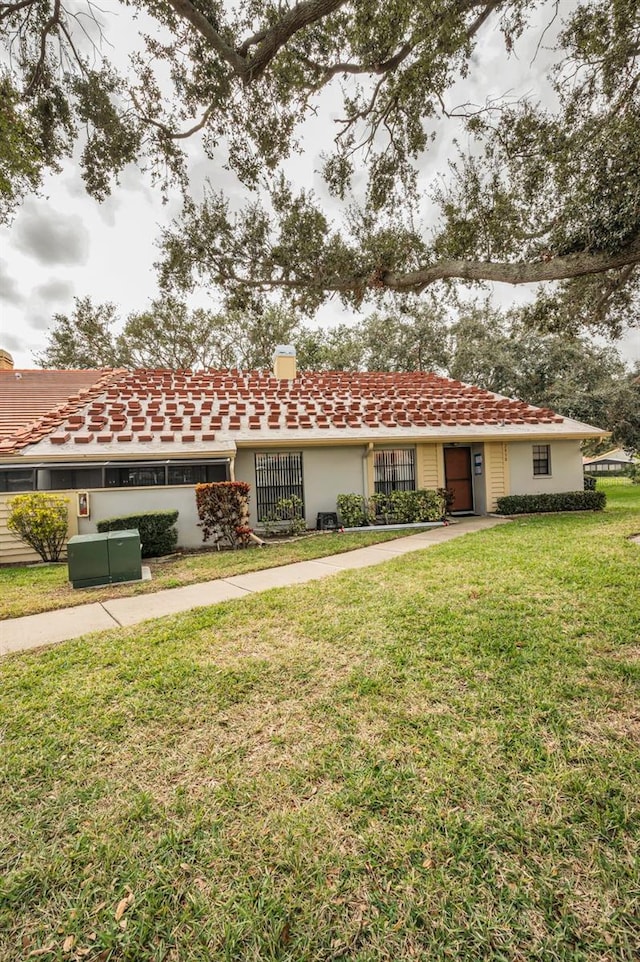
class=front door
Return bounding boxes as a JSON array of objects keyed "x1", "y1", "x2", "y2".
[{"x1": 444, "y1": 447, "x2": 474, "y2": 512}]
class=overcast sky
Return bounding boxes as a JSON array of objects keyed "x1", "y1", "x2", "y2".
[{"x1": 1, "y1": 1, "x2": 638, "y2": 370}]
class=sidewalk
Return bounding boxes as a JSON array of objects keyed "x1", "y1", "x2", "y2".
[{"x1": 0, "y1": 517, "x2": 507, "y2": 657}]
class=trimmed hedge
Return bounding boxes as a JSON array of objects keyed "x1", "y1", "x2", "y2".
[
  {"x1": 495, "y1": 491, "x2": 606, "y2": 515},
  {"x1": 97, "y1": 510, "x2": 179, "y2": 557},
  {"x1": 583, "y1": 475, "x2": 597, "y2": 491},
  {"x1": 337, "y1": 489, "x2": 446, "y2": 526}
]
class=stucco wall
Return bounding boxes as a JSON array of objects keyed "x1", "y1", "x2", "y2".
[
  {"x1": 78, "y1": 487, "x2": 204, "y2": 549},
  {"x1": 508, "y1": 440, "x2": 584, "y2": 495},
  {"x1": 235, "y1": 445, "x2": 367, "y2": 528}
]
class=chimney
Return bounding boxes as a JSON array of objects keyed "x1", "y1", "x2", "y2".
[
  {"x1": 273, "y1": 345, "x2": 297, "y2": 380},
  {"x1": 0, "y1": 350, "x2": 14, "y2": 371}
]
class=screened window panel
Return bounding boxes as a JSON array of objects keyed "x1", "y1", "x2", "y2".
[
  {"x1": 255, "y1": 452, "x2": 304, "y2": 518},
  {"x1": 0, "y1": 470, "x2": 35, "y2": 492},
  {"x1": 48, "y1": 468, "x2": 103, "y2": 490},
  {"x1": 105, "y1": 465, "x2": 166, "y2": 487},
  {"x1": 167, "y1": 462, "x2": 228, "y2": 485},
  {"x1": 374, "y1": 449, "x2": 416, "y2": 494}
]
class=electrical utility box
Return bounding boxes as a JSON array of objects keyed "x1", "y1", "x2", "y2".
[
  {"x1": 67, "y1": 529, "x2": 142, "y2": 588},
  {"x1": 107, "y1": 530, "x2": 142, "y2": 584}
]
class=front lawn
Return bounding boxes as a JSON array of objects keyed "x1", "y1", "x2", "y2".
[
  {"x1": 0, "y1": 483, "x2": 638, "y2": 960},
  {"x1": 0, "y1": 527, "x2": 428, "y2": 621}
]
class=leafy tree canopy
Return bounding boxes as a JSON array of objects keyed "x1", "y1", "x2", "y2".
[
  {"x1": 2, "y1": 0, "x2": 640, "y2": 330},
  {"x1": 34, "y1": 295, "x2": 300, "y2": 370}
]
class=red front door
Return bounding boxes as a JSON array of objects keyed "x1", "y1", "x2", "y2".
[{"x1": 444, "y1": 447, "x2": 474, "y2": 512}]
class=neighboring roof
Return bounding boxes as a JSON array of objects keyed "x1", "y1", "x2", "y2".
[
  {"x1": 0, "y1": 368, "x2": 607, "y2": 458},
  {"x1": 583, "y1": 447, "x2": 636, "y2": 465},
  {"x1": 0, "y1": 368, "x2": 126, "y2": 445}
]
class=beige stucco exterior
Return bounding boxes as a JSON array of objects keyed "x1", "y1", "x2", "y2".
[
  {"x1": 0, "y1": 436, "x2": 595, "y2": 562},
  {"x1": 507, "y1": 439, "x2": 583, "y2": 496},
  {"x1": 76, "y1": 486, "x2": 204, "y2": 549},
  {"x1": 236, "y1": 444, "x2": 367, "y2": 528}
]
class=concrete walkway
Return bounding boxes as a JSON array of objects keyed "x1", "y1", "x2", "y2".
[{"x1": 0, "y1": 517, "x2": 507, "y2": 657}]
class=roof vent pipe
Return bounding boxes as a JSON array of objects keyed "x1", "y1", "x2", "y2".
[{"x1": 273, "y1": 345, "x2": 297, "y2": 380}]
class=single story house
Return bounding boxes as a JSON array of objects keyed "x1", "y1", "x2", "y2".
[
  {"x1": 0, "y1": 347, "x2": 607, "y2": 561},
  {"x1": 582, "y1": 448, "x2": 637, "y2": 475}
]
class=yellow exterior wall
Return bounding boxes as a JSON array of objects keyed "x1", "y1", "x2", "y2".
[
  {"x1": 365, "y1": 446, "x2": 375, "y2": 498},
  {"x1": 484, "y1": 442, "x2": 510, "y2": 511},
  {"x1": 416, "y1": 443, "x2": 444, "y2": 489},
  {"x1": 0, "y1": 491, "x2": 78, "y2": 566}
]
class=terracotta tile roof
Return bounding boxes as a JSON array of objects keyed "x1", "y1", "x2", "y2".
[
  {"x1": 0, "y1": 367, "x2": 581, "y2": 457},
  {"x1": 0, "y1": 369, "x2": 127, "y2": 451}
]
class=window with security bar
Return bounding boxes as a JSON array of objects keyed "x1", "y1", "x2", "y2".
[
  {"x1": 374, "y1": 449, "x2": 416, "y2": 493},
  {"x1": 255, "y1": 452, "x2": 304, "y2": 519}
]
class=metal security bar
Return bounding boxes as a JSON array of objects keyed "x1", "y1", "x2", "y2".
[
  {"x1": 255, "y1": 452, "x2": 304, "y2": 518},
  {"x1": 374, "y1": 449, "x2": 416, "y2": 494}
]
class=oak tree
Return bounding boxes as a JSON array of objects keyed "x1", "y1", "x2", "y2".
[{"x1": 3, "y1": 1, "x2": 639, "y2": 328}]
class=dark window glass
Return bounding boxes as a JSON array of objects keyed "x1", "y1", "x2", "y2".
[
  {"x1": 374, "y1": 449, "x2": 416, "y2": 493},
  {"x1": 48, "y1": 468, "x2": 103, "y2": 490},
  {"x1": 105, "y1": 465, "x2": 166, "y2": 487},
  {"x1": 532, "y1": 444, "x2": 551, "y2": 476},
  {"x1": 0, "y1": 470, "x2": 34, "y2": 492},
  {"x1": 167, "y1": 462, "x2": 228, "y2": 485},
  {"x1": 255, "y1": 452, "x2": 303, "y2": 518}
]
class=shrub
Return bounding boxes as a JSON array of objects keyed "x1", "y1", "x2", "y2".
[
  {"x1": 336, "y1": 493, "x2": 368, "y2": 527},
  {"x1": 97, "y1": 510, "x2": 179, "y2": 557},
  {"x1": 7, "y1": 493, "x2": 69, "y2": 562},
  {"x1": 195, "y1": 481, "x2": 251, "y2": 548},
  {"x1": 583, "y1": 475, "x2": 597, "y2": 491},
  {"x1": 337, "y1": 489, "x2": 446, "y2": 526},
  {"x1": 495, "y1": 491, "x2": 606, "y2": 515},
  {"x1": 438, "y1": 487, "x2": 455, "y2": 514},
  {"x1": 259, "y1": 494, "x2": 306, "y2": 536}
]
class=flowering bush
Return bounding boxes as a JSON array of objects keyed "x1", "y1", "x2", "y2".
[
  {"x1": 195, "y1": 481, "x2": 251, "y2": 548},
  {"x1": 7, "y1": 493, "x2": 69, "y2": 561}
]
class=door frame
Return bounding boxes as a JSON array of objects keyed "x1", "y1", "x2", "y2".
[{"x1": 443, "y1": 444, "x2": 475, "y2": 514}]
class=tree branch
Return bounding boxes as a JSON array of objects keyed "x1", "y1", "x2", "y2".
[
  {"x1": 217, "y1": 237, "x2": 640, "y2": 297},
  {"x1": 0, "y1": 0, "x2": 38, "y2": 20},
  {"x1": 165, "y1": 0, "x2": 247, "y2": 76},
  {"x1": 245, "y1": 0, "x2": 347, "y2": 81},
  {"x1": 24, "y1": 0, "x2": 60, "y2": 96},
  {"x1": 587, "y1": 264, "x2": 637, "y2": 325}
]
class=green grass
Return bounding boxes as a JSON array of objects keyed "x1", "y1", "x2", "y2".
[
  {"x1": 0, "y1": 527, "x2": 428, "y2": 621},
  {"x1": 0, "y1": 483, "x2": 638, "y2": 960}
]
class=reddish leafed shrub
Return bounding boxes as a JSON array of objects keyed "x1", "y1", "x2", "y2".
[{"x1": 195, "y1": 481, "x2": 252, "y2": 548}]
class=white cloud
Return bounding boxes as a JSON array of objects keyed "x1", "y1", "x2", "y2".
[{"x1": 13, "y1": 204, "x2": 90, "y2": 266}]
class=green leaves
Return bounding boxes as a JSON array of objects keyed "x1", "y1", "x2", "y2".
[{"x1": 7, "y1": 493, "x2": 69, "y2": 562}]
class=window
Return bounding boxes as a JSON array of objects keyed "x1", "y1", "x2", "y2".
[
  {"x1": 374, "y1": 449, "x2": 416, "y2": 494},
  {"x1": 0, "y1": 469, "x2": 34, "y2": 492},
  {"x1": 48, "y1": 468, "x2": 103, "y2": 490},
  {"x1": 106, "y1": 464, "x2": 166, "y2": 487},
  {"x1": 167, "y1": 462, "x2": 228, "y2": 485},
  {"x1": 533, "y1": 444, "x2": 551, "y2": 476},
  {"x1": 255, "y1": 452, "x2": 304, "y2": 519}
]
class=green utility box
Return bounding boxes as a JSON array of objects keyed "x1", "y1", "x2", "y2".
[
  {"x1": 67, "y1": 529, "x2": 142, "y2": 588},
  {"x1": 107, "y1": 529, "x2": 142, "y2": 584}
]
